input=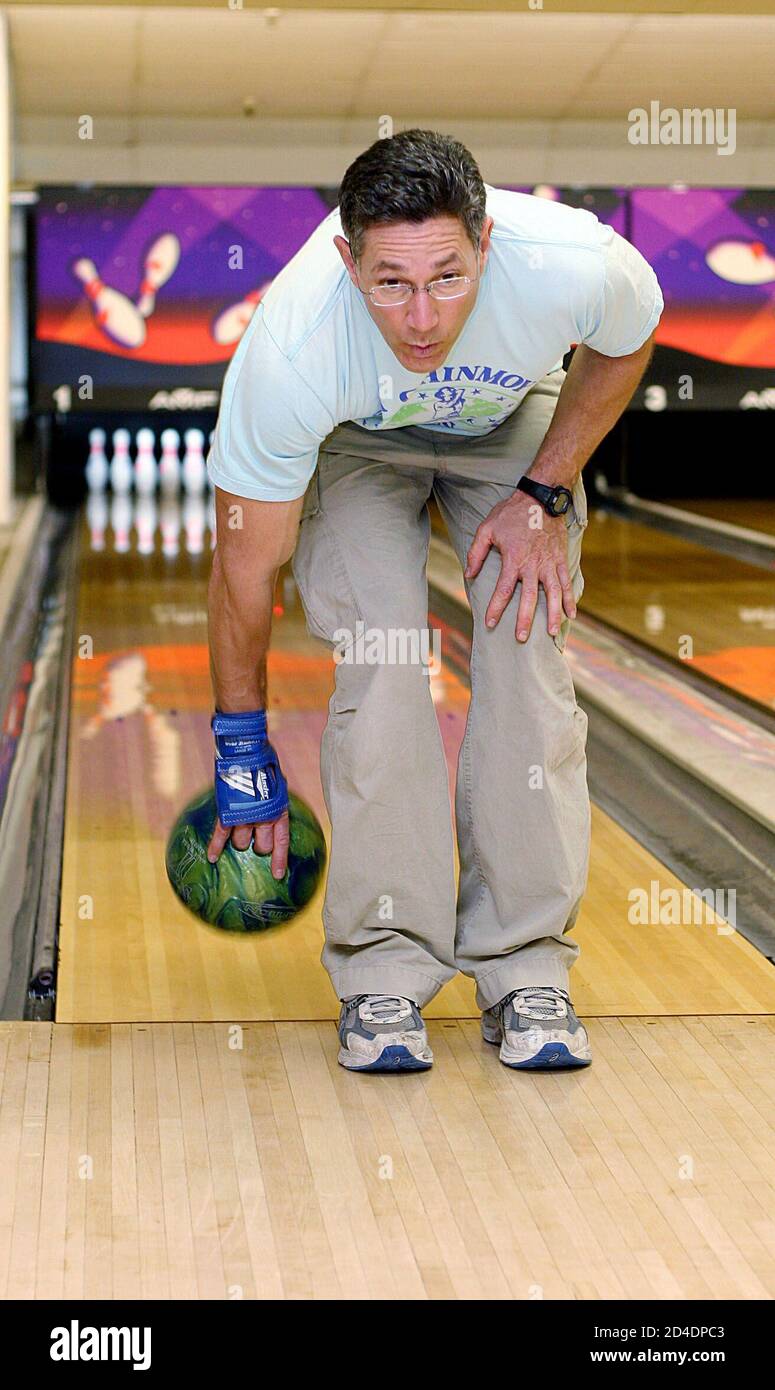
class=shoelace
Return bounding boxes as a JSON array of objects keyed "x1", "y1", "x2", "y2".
[
  {"x1": 506, "y1": 987, "x2": 569, "y2": 1020},
  {"x1": 349, "y1": 994, "x2": 411, "y2": 1022}
]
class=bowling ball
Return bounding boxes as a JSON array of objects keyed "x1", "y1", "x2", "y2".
[{"x1": 165, "y1": 787, "x2": 326, "y2": 931}]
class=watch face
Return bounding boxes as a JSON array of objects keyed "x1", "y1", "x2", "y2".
[
  {"x1": 550, "y1": 490, "x2": 572, "y2": 516},
  {"x1": 555, "y1": 486, "x2": 575, "y2": 514}
]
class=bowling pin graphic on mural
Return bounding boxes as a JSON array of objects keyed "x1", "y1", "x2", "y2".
[
  {"x1": 705, "y1": 239, "x2": 775, "y2": 285},
  {"x1": 72, "y1": 258, "x2": 147, "y2": 349},
  {"x1": 137, "y1": 233, "x2": 180, "y2": 317},
  {"x1": 211, "y1": 283, "x2": 272, "y2": 346}
]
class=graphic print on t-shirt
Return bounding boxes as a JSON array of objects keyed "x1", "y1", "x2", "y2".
[{"x1": 365, "y1": 364, "x2": 536, "y2": 430}]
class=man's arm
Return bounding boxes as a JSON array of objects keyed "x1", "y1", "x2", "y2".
[
  {"x1": 464, "y1": 333, "x2": 656, "y2": 640},
  {"x1": 527, "y1": 334, "x2": 655, "y2": 491},
  {"x1": 206, "y1": 486, "x2": 304, "y2": 866}
]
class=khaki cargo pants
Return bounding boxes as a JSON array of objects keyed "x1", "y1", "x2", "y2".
[{"x1": 291, "y1": 367, "x2": 590, "y2": 1010}]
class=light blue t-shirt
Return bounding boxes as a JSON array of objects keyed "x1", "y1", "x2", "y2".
[{"x1": 207, "y1": 185, "x2": 664, "y2": 502}]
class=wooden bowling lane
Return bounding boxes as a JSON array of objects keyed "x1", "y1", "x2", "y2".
[
  {"x1": 577, "y1": 506, "x2": 775, "y2": 710},
  {"x1": 58, "y1": 511, "x2": 470, "y2": 1022},
  {"x1": 57, "y1": 507, "x2": 775, "y2": 1024}
]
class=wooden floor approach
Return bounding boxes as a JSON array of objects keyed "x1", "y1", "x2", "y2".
[{"x1": 2, "y1": 1015, "x2": 775, "y2": 1301}]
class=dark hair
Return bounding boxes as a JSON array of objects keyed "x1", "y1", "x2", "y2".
[{"x1": 338, "y1": 128, "x2": 487, "y2": 263}]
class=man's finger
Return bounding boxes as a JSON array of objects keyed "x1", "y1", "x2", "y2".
[
  {"x1": 231, "y1": 824, "x2": 254, "y2": 851},
  {"x1": 463, "y1": 524, "x2": 493, "y2": 581},
  {"x1": 270, "y1": 812, "x2": 290, "y2": 881},
  {"x1": 515, "y1": 578, "x2": 539, "y2": 642},
  {"x1": 207, "y1": 818, "x2": 231, "y2": 864},
  {"x1": 253, "y1": 821, "x2": 274, "y2": 855},
  {"x1": 560, "y1": 571, "x2": 577, "y2": 620},
  {"x1": 484, "y1": 562, "x2": 519, "y2": 629},
  {"x1": 543, "y1": 577, "x2": 564, "y2": 637}
]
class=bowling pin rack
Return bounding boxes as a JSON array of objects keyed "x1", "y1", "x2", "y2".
[
  {"x1": 36, "y1": 412, "x2": 219, "y2": 508},
  {"x1": 84, "y1": 425, "x2": 214, "y2": 497}
]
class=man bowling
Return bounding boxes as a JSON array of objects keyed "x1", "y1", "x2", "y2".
[{"x1": 206, "y1": 129, "x2": 663, "y2": 1073}]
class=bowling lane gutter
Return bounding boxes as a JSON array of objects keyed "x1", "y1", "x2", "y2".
[
  {"x1": 0, "y1": 502, "x2": 80, "y2": 1020},
  {"x1": 598, "y1": 485, "x2": 775, "y2": 574}
]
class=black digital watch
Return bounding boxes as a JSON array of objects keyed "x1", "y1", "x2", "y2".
[{"x1": 516, "y1": 475, "x2": 574, "y2": 518}]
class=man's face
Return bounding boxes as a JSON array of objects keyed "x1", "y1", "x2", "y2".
[{"x1": 334, "y1": 214, "x2": 493, "y2": 374}]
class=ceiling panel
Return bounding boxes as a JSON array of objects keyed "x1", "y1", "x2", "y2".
[{"x1": 8, "y1": 9, "x2": 775, "y2": 120}]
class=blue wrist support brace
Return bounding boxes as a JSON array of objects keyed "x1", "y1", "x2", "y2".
[{"x1": 212, "y1": 709, "x2": 289, "y2": 827}]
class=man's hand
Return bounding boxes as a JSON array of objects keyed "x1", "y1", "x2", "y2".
[
  {"x1": 207, "y1": 706, "x2": 291, "y2": 877},
  {"x1": 463, "y1": 493, "x2": 577, "y2": 642},
  {"x1": 207, "y1": 811, "x2": 290, "y2": 880},
  {"x1": 464, "y1": 332, "x2": 655, "y2": 642}
]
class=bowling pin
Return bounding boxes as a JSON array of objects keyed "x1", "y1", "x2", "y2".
[
  {"x1": 87, "y1": 490, "x2": 109, "y2": 551},
  {"x1": 182, "y1": 428, "x2": 206, "y2": 495},
  {"x1": 72, "y1": 258, "x2": 147, "y2": 349},
  {"x1": 211, "y1": 285, "x2": 270, "y2": 346},
  {"x1": 705, "y1": 239, "x2": 775, "y2": 285},
  {"x1": 135, "y1": 494, "x2": 158, "y2": 556},
  {"x1": 137, "y1": 233, "x2": 181, "y2": 318},
  {"x1": 159, "y1": 428, "x2": 181, "y2": 493},
  {"x1": 134, "y1": 428, "x2": 158, "y2": 494},
  {"x1": 183, "y1": 494, "x2": 206, "y2": 555},
  {"x1": 110, "y1": 492, "x2": 132, "y2": 553},
  {"x1": 110, "y1": 428, "x2": 133, "y2": 494},
  {"x1": 159, "y1": 493, "x2": 181, "y2": 557},
  {"x1": 85, "y1": 427, "x2": 108, "y2": 491}
]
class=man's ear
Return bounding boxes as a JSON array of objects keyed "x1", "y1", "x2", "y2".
[
  {"x1": 334, "y1": 234, "x2": 359, "y2": 286},
  {"x1": 479, "y1": 216, "x2": 494, "y2": 267}
]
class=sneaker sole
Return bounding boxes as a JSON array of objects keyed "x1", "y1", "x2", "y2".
[
  {"x1": 337, "y1": 1043, "x2": 433, "y2": 1073},
  {"x1": 482, "y1": 1026, "x2": 591, "y2": 1069},
  {"x1": 500, "y1": 1041, "x2": 592, "y2": 1070}
]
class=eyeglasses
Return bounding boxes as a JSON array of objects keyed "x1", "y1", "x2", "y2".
[{"x1": 358, "y1": 248, "x2": 482, "y2": 308}]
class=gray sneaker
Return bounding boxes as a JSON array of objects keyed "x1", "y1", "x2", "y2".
[
  {"x1": 337, "y1": 994, "x2": 433, "y2": 1072},
  {"x1": 482, "y1": 986, "x2": 592, "y2": 1069}
]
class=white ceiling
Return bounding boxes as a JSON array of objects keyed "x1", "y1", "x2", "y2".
[{"x1": 9, "y1": 9, "x2": 775, "y2": 121}]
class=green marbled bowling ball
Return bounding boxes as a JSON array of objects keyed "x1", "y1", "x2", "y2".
[{"x1": 165, "y1": 787, "x2": 326, "y2": 931}]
